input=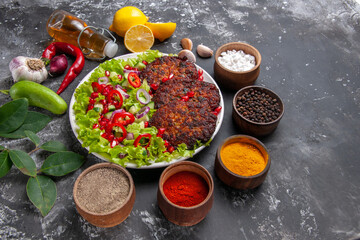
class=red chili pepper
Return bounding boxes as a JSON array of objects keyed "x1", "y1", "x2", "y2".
[
  {"x1": 187, "y1": 91, "x2": 195, "y2": 98},
  {"x1": 112, "y1": 112, "x2": 135, "y2": 126},
  {"x1": 107, "y1": 90, "x2": 123, "y2": 108},
  {"x1": 150, "y1": 83, "x2": 159, "y2": 90},
  {"x1": 42, "y1": 42, "x2": 85, "y2": 94},
  {"x1": 142, "y1": 60, "x2": 148, "y2": 65},
  {"x1": 162, "y1": 77, "x2": 169, "y2": 83},
  {"x1": 128, "y1": 72, "x2": 141, "y2": 88},
  {"x1": 180, "y1": 95, "x2": 189, "y2": 102},
  {"x1": 198, "y1": 75, "x2": 204, "y2": 81},
  {"x1": 212, "y1": 106, "x2": 222, "y2": 116},
  {"x1": 134, "y1": 133, "x2": 152, "y2": 148},
  {"x1": 109, "y1": 123, "x2": 127, "y2": 143}
]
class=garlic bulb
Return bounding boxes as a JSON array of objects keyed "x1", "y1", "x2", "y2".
[{"x1": 9, "y1": 56, "x2": 48, "y2": 83}]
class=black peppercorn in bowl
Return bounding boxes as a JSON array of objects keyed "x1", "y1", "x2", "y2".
[{"x1": 232, "y1": 86, "x2": 284, "y2": 137}]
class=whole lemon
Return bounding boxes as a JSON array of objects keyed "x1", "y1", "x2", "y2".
[{"x1": 109, "y1": 6, "x2": 148, "y2": 37}]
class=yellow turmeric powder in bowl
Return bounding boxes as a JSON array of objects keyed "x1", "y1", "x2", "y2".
[{"x1": 220, "y1": 142, "x2": 266, "y2": 176}]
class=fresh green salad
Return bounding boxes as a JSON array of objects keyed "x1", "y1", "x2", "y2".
[{"x1": 73, "y1": 50, "x2": 199, "y2": 167}]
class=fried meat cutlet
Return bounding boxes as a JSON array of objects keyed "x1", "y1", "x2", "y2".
[
  {"x1": 152, "y1": 78, "x2": 221, "y2": 110},
  {"x1": 139, "y1": 56, "x2": 198, "y2": 89},
  {"x1": 149, "y1": 100, "x2": 217, "y2": 149}
]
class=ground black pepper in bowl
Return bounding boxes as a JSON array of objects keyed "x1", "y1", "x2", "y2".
[
  {"x1": 232, "y1": 86, "x2": 284, "y2": 137},
  {"x1": 235, "y1": 88, "x2": 282, "y2": 123}
]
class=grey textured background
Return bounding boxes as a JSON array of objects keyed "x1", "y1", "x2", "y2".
[{"x1": 0, "y1": 0, "x2": 360, "y2": 239}]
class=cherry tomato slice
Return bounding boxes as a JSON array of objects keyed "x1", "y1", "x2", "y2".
[{"x1": 128, "y1": 72, "x2": 141, "y2": 88}]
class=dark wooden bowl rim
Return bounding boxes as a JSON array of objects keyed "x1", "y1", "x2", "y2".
[
  {"x1": 215, "y1": 42, "x2": 262, "y2": 74},
  {"x1": 233, "y1": 85, "x2": 285, "y2": 125},
  {"x1": 73, "y1": 162, "x2": 135, "y2": 216},
  {"x1": 216, "y1": 135, "x2": 271, "y2": 179},
  {"x1": 158, "y1": 161, "x2": 214, "y2": 209}
]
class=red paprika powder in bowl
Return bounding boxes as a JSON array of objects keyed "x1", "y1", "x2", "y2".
[{"x1": 157, "y1": 161, "x2": 214, "y2": 226}]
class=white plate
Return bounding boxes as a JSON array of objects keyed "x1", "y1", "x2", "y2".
[{"x1": 69, "y1": 53, "x2": 224, "y2": 169}]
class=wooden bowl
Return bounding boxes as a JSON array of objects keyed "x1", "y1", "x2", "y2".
[
  {"x1": 233, "y1": 85, "x2": 284, "y2": 137},
  {"x1": 215, "y1": 135, "x2": 270, "y2": 189},
  {"x1": 73, "y1": 162, "x2": 136, "y2": 228},
  {"x1": 214, "y1": 42, "x2": 261, "y2": 90},
  {"x1": 157, "y1": 161, "x2": 214, "y2": 226}
]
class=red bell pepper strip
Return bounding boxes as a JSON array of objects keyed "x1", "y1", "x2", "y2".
[
  {"x1": 42, "y1": 42, "x2": 85, "y2": 94},
  {"x1": 134, "y1": 133, "x2": 152, "y2": 148},
  {"x1": 128, "y1": 72, "x2": 141, "y2": 88},
  {"x1": 112, "y1": 112, "x2": 135, "y2": 126},
  {"x1": 107, "y1": 90, "x2": 123, "y2": 108}
]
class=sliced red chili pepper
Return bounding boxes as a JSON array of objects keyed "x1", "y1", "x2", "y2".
[
  {"x1": 187, "y1": 91, "x2": 195, "y2": 98},
  {"x1": 162, "y1": 77, "x2": 169, "y2": 83},
  {"x1": 42, "y1": 42, "x2": 85, "y2": 95},
  {"x1": 198, "y1": 69, "x2": 203, "y2": 76},
  {"x1": 128, "y1": 72, "x2": 141, "y2": 88},
  {"x1": 180, "y1": 95, "x2": 189, "y2": 102},
  {"x1": 198, "y1": 75, "x2": 204, "y2": 81},
  {"x1": 158, "y1": 128, "x2": 166, "y2": 135},
  {"x1": 134, "y1": 133, "x2": 152, "y2": 148},
  {"x1": 112, "y1": 112, "x2": 135, "y2": 126},
  {"x1": 107, "y1": 90, "x2": 123, "y2": 108},
  {"x1": 91, "y1": 82, "x2": 103, "y2": 93},
  {"x1": 168, "y1": 73, "x2": 174, "y2": 79},
  {"x1": 109, "y1": 123, "x2": 127, "y2": 143},
  {"x1": 212, "y1": 106, "x2": 222, "y2": 116},
  {"x1": 150, "y1": 83, "x2": 159, "y2": 90}
]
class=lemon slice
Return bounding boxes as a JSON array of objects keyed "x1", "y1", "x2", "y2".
[
  {"x1": 124, "y1": 24, "x2": 154, "y2": 53},
  {"x1": 144, "y1": 22, "x2": 176, "y2": 42}
]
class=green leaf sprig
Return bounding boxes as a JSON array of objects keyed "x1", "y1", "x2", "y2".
[{"x1": 0, "y1": 99, "x2": 85, "y2": 216}]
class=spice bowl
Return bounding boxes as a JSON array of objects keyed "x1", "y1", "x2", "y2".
[
  {"x1": 215, "y1": 135, "x2": 270, "y2": 190},
  {"x1": 214, "y1": 42, "x2": 261, "y2": 90},
  {"x1": 157, "y1": 161, "x2": 214, "y2": 226},
  {"x1": 73, "y1": 162, "x2": 136, "y2": 228},
  {"x1": 233, "y1": 85, "x2": 284, "y2": 137}
]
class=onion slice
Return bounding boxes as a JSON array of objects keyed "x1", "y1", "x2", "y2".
[
  {"x1": 136, "y1": 106, "x2": 150, "y2": 119},
  {"x1": 126, "y1": 132, "x2": 134, "y2": 140},
  {"x1": 110, "y1": 109, "x2": 125, "y2": 120},
  {"x1": 123, "y1": 69, "x2": 141, "y2": 75},
  {"x1": 136, "y1": 89, "x2": 150, "y2": 104},
  {"x1": 115, "y1": 85, "x2": 130, "y2": 99},
  {"x1": 98, "y1": 76, "x2": 109, "y2": 84}
]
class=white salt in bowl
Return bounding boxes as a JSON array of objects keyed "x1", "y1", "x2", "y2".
[
  {"x1": 73, "y1": 162, "x2": 136, "y2": 228},
  {"x1": 214, "y1": 42, "x2": 262, "y2": 91}
]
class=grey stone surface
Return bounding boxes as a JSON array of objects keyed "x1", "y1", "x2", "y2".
[{"x1": 0, "y1": 0, "x2": 360, "y2": 239}]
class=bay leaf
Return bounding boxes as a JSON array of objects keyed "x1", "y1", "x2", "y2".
[
  {"x1": 0, "y1": 151, "x2": 12, "y2": 178},
  {"x1": 40, "y1": 151, "x2": 85, "y2": 176},
  {"x1": 26, "y1": 175, "x2": 57, "y2": 216},
  {"x1": 9, "y1": 149, "x2": 37, "y2": 177},
  {"x1": 0, "y1": 111, "x2": 51, "y2": 139},
  {"x1": 40, "y1": 141, "x2": 67, "y2": 152},
  {"x1": 0, "y1": 98, "x2": 28, "y2": 133},
  {"x1": 25, "y1": 130, "x2": 40, "y2": 146}
]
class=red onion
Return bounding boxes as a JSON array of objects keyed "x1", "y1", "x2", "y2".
[
  {"x1": 110, "y1": 109, "x2": 125, "y2": 120},
  {"x1": 126, "y1": 132, "x2": 134, "y2": 140},
  {"x1": 136, "y1": 89, "x2": 150, "y2": 104},
  {"x1": 98, "y1": 76, "x2": 109, "y2": 84},
  {"x1": 49, "y1": 54, "x2": 68, "y2": 77},
  {"x1": 115, "y1": 85, "x2": 130, "y2": 99},
  {"x1": 136, "y1": 106, "x2": 150, "y2": 119},
  {"x1": 123, "y1": 69, "x2": 141, "y2": 75}
]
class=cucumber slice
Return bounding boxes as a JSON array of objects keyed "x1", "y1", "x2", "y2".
[
  {"x1": 104, "y1": 112, "x2": 113, "y2": 119},
  {"x1": 147, "y1": 101, "x2": 155, "y2": 109},
  {"x1": 135, "y1": 62, "x2": 146, "y2": 70}
]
